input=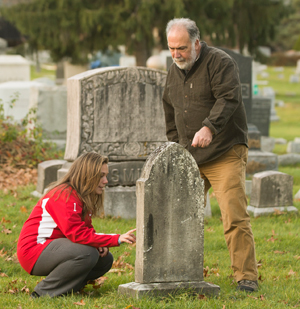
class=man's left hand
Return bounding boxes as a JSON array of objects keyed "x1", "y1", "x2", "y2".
[{"x1": 192, "y1": 126, "x2": 213, "y2": 148}]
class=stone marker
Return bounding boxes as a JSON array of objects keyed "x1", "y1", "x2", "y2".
[
  {"x1": 118, "y1": 142, "x2": 220, "y2": 298},
  {"x1": 247, "y1": 171, "x2": 298, "y2": 217},
  {"x1": 287, "y1": 140, "x2": 300, "y2": 154},
  {"x1": 278, "y1": 154, "x2": 300, "y2": 166},
  {"x1": 0, "y1": 81, "x2": 45, "y2": 123},
  {"x1": 32, "y1": 160, "x2": 67, "y2": 197},
  {"x1": 0, "y1": 55, "x2": 30, "y2": 83},
  {"x1": 251, "y1": 97, "x2": 271, "y2": 136},
  {"x1": 261, "y1": 87, "x2": 280, "y2": 122}
]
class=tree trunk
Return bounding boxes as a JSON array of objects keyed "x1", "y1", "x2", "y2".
[{"x1": 134, "y1": 39, "x2": 151, "y2": 67}]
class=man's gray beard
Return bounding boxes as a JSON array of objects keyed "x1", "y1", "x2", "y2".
[{"x1": 173, "y1": 45, "x2": 197, "y2": 70}]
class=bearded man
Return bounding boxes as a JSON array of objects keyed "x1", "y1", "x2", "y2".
[{"x1": 162, "y1": 18, "x2": 258, "y2": 292}]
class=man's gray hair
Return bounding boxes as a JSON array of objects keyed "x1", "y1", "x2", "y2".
[{"x1": 166, "y1": 18, "x2": 200, "y2": 43}]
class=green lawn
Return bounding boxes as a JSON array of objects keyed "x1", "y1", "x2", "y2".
[{"x1": 0, "y1": 185, "x2": 299, "y2": 308}]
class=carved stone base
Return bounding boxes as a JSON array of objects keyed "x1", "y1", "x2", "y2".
[
  {"x1": 246, "y1": 150, "x2": 278, "y2": 175},
  {"x1": 247, "y1": 205, "x2": 298, "y2": 217},
  {"x1": 118, "y1": 281, "x2": 220, "y2": 299}
]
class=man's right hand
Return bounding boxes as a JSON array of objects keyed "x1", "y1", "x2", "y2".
[{"x1": 191, "y1": 126, "x2": 213, "y2": 148}]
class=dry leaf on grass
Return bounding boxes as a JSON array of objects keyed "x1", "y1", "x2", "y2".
[{"x1": 74, "y1": 299, "x2": 86, "y2": 306}]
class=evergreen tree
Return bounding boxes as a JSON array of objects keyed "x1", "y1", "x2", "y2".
[{"x1": 0, "y1": 0, "x2": 289, "y2": 66}]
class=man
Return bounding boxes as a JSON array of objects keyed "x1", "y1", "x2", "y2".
[{"x1": 163, "y1": 18, "x2": 258, "y2": 292}]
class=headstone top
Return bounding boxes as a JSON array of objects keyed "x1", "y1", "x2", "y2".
[
  {"x1": 0, "y1": 55, "x2": 29, "y2": 65},
  {"x1": 65, "y1": 66, "x2": 168, "y2": 161}
]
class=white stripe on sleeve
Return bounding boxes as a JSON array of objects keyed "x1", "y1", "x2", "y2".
[{"x1": 37, "y1": 198, "x2": 57, "y2": 244}]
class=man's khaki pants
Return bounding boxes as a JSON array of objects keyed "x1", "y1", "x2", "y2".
[{"x1": 198, "y1": 144, "x2": 258, "y2": 282}]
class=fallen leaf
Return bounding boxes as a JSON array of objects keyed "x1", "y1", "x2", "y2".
[
  {"x1": 0, "y1": 272, "x2": 8, "y2": 277},
  {"x1": 274, "y1": 251, "x2": 287, "y2": 254},
  {"x1": 74, "y1": 299, "x2": 85, "y2": 306},
  {"x1": 274, "y1": 208, "x2": 285, "y2": 215},
  {"x1": 20, "y1": 206, "x2": 27, "y2": 213},
  {"x1": 198, "y1": 294, "x2": 207, "y2": 300},
  {"x1": 203, "y1": 266, "x2": 210, "y2": 277},
  {"x1": 2, "y1": 228, "x2": 12, "y2": 234},
  {"x1": 108, "y1": 269, "x2": 125, "y2": 273},
  {"x1": 294, "y1": 255, "x2": 300, "y2": 260},
  {"x1": 288, "y1": 269, "x2": 296, "y2": 276},
  {"x1": 206, "y1": 227, "x2": 214, "y2": 232},
  {"x1": 258, "y1": 275, "x2": 264, "y2": 282}
]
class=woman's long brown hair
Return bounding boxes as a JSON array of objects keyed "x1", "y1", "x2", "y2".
[{"x1": 45, "y1": 152, "x2": 108, "y2": 218}]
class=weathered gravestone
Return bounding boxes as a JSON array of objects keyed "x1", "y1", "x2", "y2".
[
  {"x1": 61, "y1": 67, "x2": 168, "y2": 216},
  {"x1": 247, "y1": 171, "x2": 298, "y2": 217},
  {"x1": 118, "y1": 142, "x2": 220, "y2": 298}
]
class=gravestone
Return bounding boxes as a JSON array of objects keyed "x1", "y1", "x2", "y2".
[
  {"x1": 219, "y1": 48, "x2": 252, "y2": 122},
  {"x1": 287, "y1": 138, "x2": 300, "y2": 154},
  {"x1": 261, "y1": 87, "x2": 280, "y2": 122},
  {"x1": 118, "y1": 142, "x2": 220, "y2": 298},
  {"x1": 31, "y1": 160, "x2": 67, "y2": 197},
  {"x1": 28, "y1": 85, "x2": 67, "y2": 143},
  {"x1": 251, "y1": 97, "x2": 271, "y2": 136},
  {"x1": 0, "y1": 81, "x2": 46, "y2": 123},
  {"x1": 0, "y1": 55, "x2": 30, "y2": 83},
  {"x1": 59, "y1": 67, "x2": 168, "y2": 216},
  {"x1": 247, "y1": 171, "x2": 298, "y2": 217},
  {"x1": 219, "y1": 48, "x2": 278, "y2": 175}
]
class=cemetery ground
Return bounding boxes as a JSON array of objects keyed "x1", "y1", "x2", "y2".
[{"x1": 0, "y1": 66, "x2": 300, "y2": 308}]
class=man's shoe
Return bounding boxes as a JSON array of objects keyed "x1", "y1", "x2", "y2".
[
  {"x1": 237, "y1": 280, "x2": 258, "y2": 292},
  {"x1": 30, "y1": 291, "x2": 40, "y2": 298}
]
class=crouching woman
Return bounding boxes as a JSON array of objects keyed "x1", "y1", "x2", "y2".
[{"x1": 17, "y1": 152, "x2": 136, "y2": 298}]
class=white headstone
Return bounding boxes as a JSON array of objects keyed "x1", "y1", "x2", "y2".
[
  {"x1": 0, "y1": 55, "x2": 30, "y2": 83},
  {"x1": 0, "y1": 81, "x2": 46, "y2": 123}
]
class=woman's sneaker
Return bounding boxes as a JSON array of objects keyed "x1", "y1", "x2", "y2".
[{"x1": 237, "y1": 280, "x2": 258, "y2": 292}]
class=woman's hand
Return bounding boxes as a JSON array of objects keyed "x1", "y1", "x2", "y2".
[
  {"x1": 98, "y1": 247, "x2": 109, "y2": 257},
  {"x1": 119, "y1": 228, "x2": 136, "y2": 244}
]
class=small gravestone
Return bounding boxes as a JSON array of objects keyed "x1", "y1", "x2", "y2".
[
  {"x1": 287, "y1": 139, "x2": 300, "y2": 154},
  {"x1": 32, "y1": 160, "x2": 67, "y2": 197},
  {"x1": 118, "y1": 142, "x2": 220, "y2": 298},
  {"x1": 247, "y1": 171, "x2": 298, "y2": 217}
]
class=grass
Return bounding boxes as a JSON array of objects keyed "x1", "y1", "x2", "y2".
[
  {"x1": 0, "y1": 65, "x2": 300, "y2": 308},
  {"x1": 0, "y1": 185, "x2": 300, "y2": 308},
  {"x1": 30, "y1": 65, "x2": 55, "y2": 81}
]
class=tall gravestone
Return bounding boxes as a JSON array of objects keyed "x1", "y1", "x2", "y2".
[
  {"x1": 219, "y1": 48, "x2": 277, "y2": 175},
  {"x1": 118, "y1": 142, "x2": 220, "y2": 298},
  {"x1": 62, "y1": 67, "x2": 168, "y2": 216}
]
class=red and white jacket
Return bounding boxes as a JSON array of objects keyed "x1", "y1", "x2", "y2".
[{"x1": 17, "y1": 186, "x2": 120, "y2": 274}]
